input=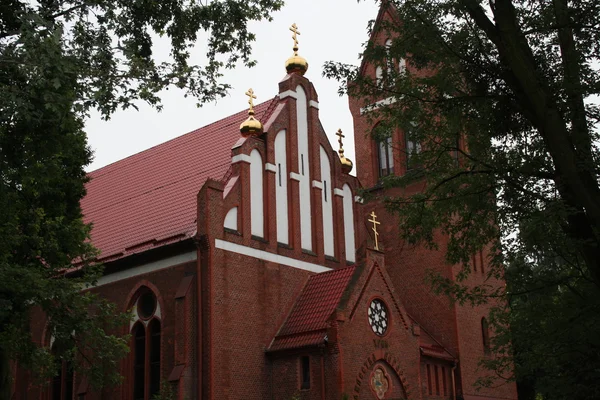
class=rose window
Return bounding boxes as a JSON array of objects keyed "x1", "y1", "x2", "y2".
[{"x1": 368, "y1": 299, "x2": 389, "y2": 336}]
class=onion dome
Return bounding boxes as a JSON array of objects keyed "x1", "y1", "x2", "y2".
[
  {"x1": 239, "y1": 88, "x2": 263, "y2": 136},
  {"x1": 336, "y1": 128, "x2": 353, "y2": 174},
  {"x1": 285, "y1": 23, "x2": 309, "y2": 76}
]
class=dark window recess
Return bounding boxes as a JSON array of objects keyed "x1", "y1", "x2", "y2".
[
  {"x1": 482, "y1": 317, "x2": 491, "y2": 354},
  {"x1": 378, "y1": 136, "x2": 394, "y2": 177},
  {"x1": 137, "y1": 292, "x2": 156, "y2": 320},
  {"x1": 301, "y1": 154, "x2": 305, "y2": 175},
  {"x1": 426, "y1": 364, "x2": 432, "y2": 395},
  {"x1": 52, "y1": 364, "x2": 62, "y2": 400},
  {"x1": 51, "y1": 344, "x2": 74, "y2": 400},
  {"x1": 479, "y1": 250, "x2": 485, "y2": 274},
  {"x1": 442, "y1": 367, "x2": 447, "y2": 396},
  {"x1": 434, "y1": 365, "x2": 440, "y2": 395},
  {"x1": 278, "y1": 164, "x2": 282, "y2": 187},
  {"x1": 149, "y1": 320, "x2": 161, "y2": 398},
  {"x1": 133, "y1": 323, "x2": 146, "y2": 400},
  {"x1": 473, "y1": 253, "x2": 477, "y2": 272},
  {"x1": 301, "y1": 356, "x2": 310, "y2": 390},
  {"x1": 324, "y1": 181, "x2": 327, "y2": 202}
]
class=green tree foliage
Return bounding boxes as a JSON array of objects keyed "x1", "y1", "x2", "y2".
[
  {"x1": 325, "y1": 0, "x2": 600, "y2": 398},
  {"x1": 0, "y1": 0, "x2": 282, "y2": 397}
]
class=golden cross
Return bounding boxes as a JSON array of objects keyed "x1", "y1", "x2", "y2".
[
  {"x1": 289, "y1": 23, "x2": 300, "y2": 55},
  {"x1": 245, "y1": 88, "x2": 257, "y2": 115},
  {"x1": 368, "y1": 211, "x2": 381, "y2": 250},
  {"x1": 336, "y1": 128, "x2": 345, "y2": 157}
]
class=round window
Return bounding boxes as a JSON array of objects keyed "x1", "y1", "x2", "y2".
[
  {"x1": 137, "y1": 291, "x2": 156, "y2": 320},
  {"x1": 368, "y1": 299, "x2": 389, "y2": 336}
]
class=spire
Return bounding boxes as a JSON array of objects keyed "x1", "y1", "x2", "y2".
[
  {"x1": 239, "y1": 88, "x2": 263, "y2": 136},
  {"x1": 285, "y1": 23, "x2": 309, "y2": 76},
  {"x1": 336, "y1": 128, "x2": 354, "y2": 174}
]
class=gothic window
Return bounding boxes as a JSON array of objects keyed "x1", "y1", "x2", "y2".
[
  {"x1": 368, "y1": 299, "x2": 389, "y2": 336},
  {"x1": 377, "y1": 135, "x2": 394, "y2": 177},
  {"x1": 482, "y1": 317, "x2": 491, "y2": 354},
  {"x1": 300, "y1": 356, "x2": 310, "y2": 390},
  {"x1": 131, "y1": 289, "x2": 161, "y2": 400}
]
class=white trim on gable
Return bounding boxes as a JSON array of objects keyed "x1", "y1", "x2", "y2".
[
  {"x1": 279, "y1": 90, "x2": 298, "y2": 100},
  {"x1": 265, "y1": 163, "x2": 277, "y2": 173},
  {"x1": 232, "y1": 154, "x2": 252, "y2": 164},
  {"x1": 215, "y1": 239, "x2": 331, "y2": 273}
]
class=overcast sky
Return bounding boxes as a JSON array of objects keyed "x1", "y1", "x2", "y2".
[{"x1": 84, "y1": 0, "x2": 381, "y2": 173}]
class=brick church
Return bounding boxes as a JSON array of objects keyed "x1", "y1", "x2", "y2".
[{"x1": 14, "y1": 3, "x2": 517, "y2": 400}]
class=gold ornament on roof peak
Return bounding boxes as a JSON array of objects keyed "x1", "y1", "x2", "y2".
[
  {"x1": 336, "y1": 128, "x2": 353, "y2": 174},
  {"x1": 368, "y1": 211, "x2": 381, "y2": 251},
  {"x1": 240, "y1": 88, "x2": 263, "y2": 136},
  {"x1": 285, "y1": 23, "x2": 308, "y2": 76}
]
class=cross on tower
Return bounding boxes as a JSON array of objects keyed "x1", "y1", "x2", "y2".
[
  {"x1": 289, "y1": 23, "x2": 300, "y2": 55},
  {"x1": 245, "y1": 88, "x2": 257, "y2": 115},
  {"x1": 368, "y1": 211, "x2": 381, "y2": 251},
  {"x1": 336, "y1": 128, "x2": 345, "y2": 157}
]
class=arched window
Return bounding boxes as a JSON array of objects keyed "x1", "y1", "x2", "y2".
[
  {"x1": 385, "y1": 39, "x2": 394, "y2": 80},
  {"x1": 481, "y1": 317, "x2": 491, "y2": 354},
  {"x1": 131, "y1": 289, "x2": 161, "y2": 400}
]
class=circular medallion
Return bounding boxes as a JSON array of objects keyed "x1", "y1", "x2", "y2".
[{"x1": 368, "y1": 299, "x2": 389, "y2": 336}]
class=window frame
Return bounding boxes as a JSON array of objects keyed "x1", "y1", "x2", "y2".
[
  {"x1": 131, "y1": 290, "x2": 162, "y2": 400},
  {"x1": 377, "y1": 135, "x2": 394, "y2": 178},
  {"x1": 300, "y1": 355, "x2": 311, "y2": 390}
]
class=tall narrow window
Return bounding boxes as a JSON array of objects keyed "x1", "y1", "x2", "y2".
[
  {"x1": 482, "y1": 317, "x2": 491, "y2": 354},
  {"x1": 50, "y1": 340, "x2": 74, "y2": 400},
  {"x1": 434, "y1": 365, "x2": 440, "y2": 395},
  {"x1": 301, "y1": 356, "x2": 310, "y2": 390},
  {"x1": 131, "y1": 289, "x2": 161, "y2": 400},
  {"x1": 405, "y1": 125, "x2": 422, "y2": 170},
  {"x1": 426, "y1": 364, "x2": 432, "y2": 395},
  {"x1": 133, "y1": 323, "x2": 146, "y2": 400},
  {"x1": 378, "y1": 136, "x2": 394, "y2": 177},
  {"x1": 442, "y1": 366, "x2": 447, "y2": 396},
  {"x1": 479, "y1": 250, "x2": 485, "y2": 274}
]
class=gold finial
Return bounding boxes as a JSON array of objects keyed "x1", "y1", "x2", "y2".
[
  {"x1": 239, "y1": 88, "x2": 263, "y2": 136},
  {"x1": 290, "y1": 23, "x2": 300, "y2": 55},
  {"x1": 245, "y1": 88, "x2": 257, "y2": 115},
  {"x1": 368, "y1": 211, "x2": 381, "y2": 251},
  {"x1": 285, "y1": 23, "x2": 308, "y2": 76},
  {"x1": 336, "y1": 128, "x2": 354, "y2": 174}
]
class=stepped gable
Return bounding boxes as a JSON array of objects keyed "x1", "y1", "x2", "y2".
[
  {"x1": 269, "y1": 266, "x2": 356, "y2": 352},
  {"x1": 82, "y1": 98, "x2": 277, "y2": 262}
]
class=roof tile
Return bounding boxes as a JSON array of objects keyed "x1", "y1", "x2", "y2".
[{"x1": 82, "y1": 99, "x2": 276, "y2": 261}]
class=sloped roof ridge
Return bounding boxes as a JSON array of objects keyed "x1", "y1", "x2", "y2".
[{"x1": 89, "y1": 97, "x2": 277, "y2": 179}]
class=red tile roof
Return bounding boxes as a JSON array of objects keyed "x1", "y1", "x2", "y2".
[
  {"x1": 82, "y1": 99, "x2": 277, "y2": 262},
  {"x1": 269, "y1": 266, "x2": 356, "y2": 352}
]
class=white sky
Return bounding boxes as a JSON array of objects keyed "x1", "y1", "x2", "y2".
[{"x1": 84, "y1": 0, "x2": 381, "y2": 173}]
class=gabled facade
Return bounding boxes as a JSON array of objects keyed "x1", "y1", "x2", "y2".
[{"x1": 13, "y1": 4, "x2": 517, "y2": 400}]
